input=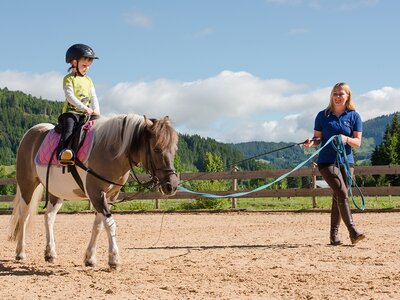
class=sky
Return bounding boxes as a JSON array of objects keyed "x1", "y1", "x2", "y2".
[{"x1": 1, "y1": 0, "x2": 400, "y2": 143}]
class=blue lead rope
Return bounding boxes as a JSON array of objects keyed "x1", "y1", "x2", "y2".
[
  {"x1": 331, "y1": 135, "x2": 366, "y2": 211},
  {"x1": 177, "y1": 136, "x2": 332, "y2": 198},
  {"x1": 177, "y1": 135, "x2": 365, "y2": 210}
]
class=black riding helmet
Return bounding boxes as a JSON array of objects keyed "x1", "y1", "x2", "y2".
[{"x1": 66, "y1": 44, "x2": 98, "y2": 64}]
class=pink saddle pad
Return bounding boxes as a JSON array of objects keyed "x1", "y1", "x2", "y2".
[{"x1": 35, "y1": 125, "x2": 94, "y2": 166}]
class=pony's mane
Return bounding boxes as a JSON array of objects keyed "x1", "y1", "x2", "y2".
[
  {"x1": 94, "y1": 114, "x2": 178, "y2": 159},
  {"x1": 94, "y1": 114, "x2": 145, "y2": 158},
  {"x1": 152, "y1": 117, "x2": 179, "y2": 152}
]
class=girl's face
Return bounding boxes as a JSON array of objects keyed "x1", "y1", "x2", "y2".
[
  {"x1": 331, "y1": 87, "x2": 349, "y2": 109},
  {"x1": 72, "y1": 57, "x2": 93, "y2": 75}
]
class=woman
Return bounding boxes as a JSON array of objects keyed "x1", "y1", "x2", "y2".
[{"x1": 304, "y1": 82, "x2": 365, "y2": 245}]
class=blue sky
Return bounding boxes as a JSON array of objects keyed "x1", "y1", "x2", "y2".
[{"x1": 1, "y1": 0, "x2": 399, "y2": 143}]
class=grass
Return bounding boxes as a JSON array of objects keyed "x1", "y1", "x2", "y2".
[{"x1": 1, "y1": 196, "x2": 400, "y2": 213}]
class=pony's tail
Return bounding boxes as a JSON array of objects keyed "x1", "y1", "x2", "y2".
[{"x1": 8, "y1": 184, "x2": 44, "y2": 241}]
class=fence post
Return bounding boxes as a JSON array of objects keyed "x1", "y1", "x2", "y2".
[
  {"x1": 312, "y1": 163, "x2": 317, "y2": 208},
  {"x1": 155, "y1": 199, "x2": 160, "y2": 209},
  {"x1": 230, "y1": 166, "x2": 238, "y2": 209}
]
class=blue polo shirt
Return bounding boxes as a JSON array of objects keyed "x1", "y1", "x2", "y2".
[{"x1": 314, "y1": 109, "x2": 362, "y2": 164}]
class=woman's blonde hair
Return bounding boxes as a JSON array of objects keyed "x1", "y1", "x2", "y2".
[{"x1": 325, "y1": 82, "x2": 356, "y2": 114}]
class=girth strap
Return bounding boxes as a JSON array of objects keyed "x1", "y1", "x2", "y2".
[{"x1": 69, "y1": 164, "x2": 86, "y2": 193}]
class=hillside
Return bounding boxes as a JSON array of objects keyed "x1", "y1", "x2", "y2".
[{"x1": 0, "y1": 87, "x2": 63, "y2": 164}]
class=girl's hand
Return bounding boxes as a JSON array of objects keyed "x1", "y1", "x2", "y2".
[{"x1": 86, "y1": 108, "x2": 94, "y2": 115}]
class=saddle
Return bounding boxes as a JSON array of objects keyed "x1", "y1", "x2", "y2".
[
  {"x1": 36, "y1": 113, "x2": 96, "y2": 167},
  {"x1": 36, "y1": 114, "x2": 97, "y2": 202}
]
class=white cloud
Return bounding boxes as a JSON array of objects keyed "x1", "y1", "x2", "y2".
[
  {"x1": 1, "y1": 70, "x2": 398, "y2": 144},
  {"x1": 357, "y1": 87, "x2": 400, "y2": 121},
  {"x1": 124, "y1": 12, "x2": 153, "y2": 29},
  {"x1": 0, "y1": 70, "x2": 63, "y2": 101},
  {"x1": 102, "y1": 71, "x2": 321, "y2": 142}
]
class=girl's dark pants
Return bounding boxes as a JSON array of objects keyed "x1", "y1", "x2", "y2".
[
  {"x1": 57, "y1": 113, "x2": 79, "y2": 157},
  {"x1": 318, "y1": 164, "x2": 363, "y2": 244}
]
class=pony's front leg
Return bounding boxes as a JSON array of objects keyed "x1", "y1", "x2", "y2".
[
  {"x1": 84, "y1": 212, "x2": 104, "y2": 267},
  {"x1": 103, "y1": 215, "x2": 121, "y2": 269},
  {"x1": 44, "y1": 198, "x2": 63, "y2": 263}
]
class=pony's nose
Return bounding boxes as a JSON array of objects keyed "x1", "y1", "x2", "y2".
[
  {"x1": 164, "y1": 182, "x2": 176, "y2": 195},
  {"x1": 165, "y1": 182, "x2": 175, "y2": 194}
]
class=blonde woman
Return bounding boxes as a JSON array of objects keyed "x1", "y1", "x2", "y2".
[{"x1": 304, "y1": 82, "x2": 365, "y2": 245}]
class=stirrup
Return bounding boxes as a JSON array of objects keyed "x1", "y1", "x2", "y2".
[
  {"x1": 59, "y1": 159, "x2": 75, "y2": 166},
  {"x1": 59, "y1": 149, "x2": 75, "y2": 166}
]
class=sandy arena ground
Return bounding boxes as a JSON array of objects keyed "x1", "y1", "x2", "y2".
[{"x1": 0, "y1": 211, "x2": 399, "y2": 300}]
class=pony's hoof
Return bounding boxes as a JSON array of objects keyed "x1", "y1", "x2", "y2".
[
  {"x1": 15, "y1": 253, "x2": 26, "y2": 261},
  {"x1": 84, "y1": 259, "x2": 97, "y2": 267},
  {"x1": 109, "y1": 263, "x2": 121, "y2": 271},
  {"x1": 45, "y1": 255, "x2": 56, "y2": 263}
]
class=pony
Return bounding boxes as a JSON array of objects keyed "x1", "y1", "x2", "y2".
[{"x1": 8, "y1": 114, "x2": 179, "y2": 269}]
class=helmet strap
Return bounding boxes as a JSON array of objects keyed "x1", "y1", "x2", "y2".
[{"x1": 72, "y1": 60, "x2": 84, "y2": 77}]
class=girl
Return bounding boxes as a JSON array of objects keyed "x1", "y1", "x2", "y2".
[{"x1": 58, "y1": 44, "x2": 100, "y2": 164}]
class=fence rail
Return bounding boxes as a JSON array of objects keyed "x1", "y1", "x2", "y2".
[{"x1": 1, "y1": 165, "x2": 400, "y2": 208}]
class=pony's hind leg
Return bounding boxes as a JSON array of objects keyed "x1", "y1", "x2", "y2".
[
  {"x1": 15, "y1": 190, "x2": 30, "y2": 261},
  {"x1": 84, "y1": 212, "x2": 104, "y2": 267},
  {"x1": 44, "y1": 195, "x2": 64, "y2": 263},
  {"x1": 9, "y1": 183, "x2": 44, "y2": 261}
]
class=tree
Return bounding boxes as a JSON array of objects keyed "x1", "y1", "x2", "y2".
[{"x1": 371, "y1": 113, "x2": 400, "y2": 185}]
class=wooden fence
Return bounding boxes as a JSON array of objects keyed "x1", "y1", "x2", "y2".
[{"x1": 1, "y1": 165, "x2": 400, "y2": 209}]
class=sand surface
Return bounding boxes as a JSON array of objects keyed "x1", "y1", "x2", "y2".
[{"x1": 0, "y1": 211, "x2": 399, "y2": 299}]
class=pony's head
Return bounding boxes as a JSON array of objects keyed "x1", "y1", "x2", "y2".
[
  {"x1": 95, "y1": 114, "x2": 179, "y2": 195},
  {"x1": 141, "y1": 116, "x2": 179, "y2": 195}
]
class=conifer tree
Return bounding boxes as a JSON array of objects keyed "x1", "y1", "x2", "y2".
[{"x1": 371, "y1": 113, "x2": 400, "y2": 185}]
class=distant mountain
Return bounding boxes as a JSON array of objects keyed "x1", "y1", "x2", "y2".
[
  {"x1": 363, "y1": 113, "x2": 396, "y2": 145},
  {"x1": 231, "y1": 141, "x2": 310, "y2": 169}
]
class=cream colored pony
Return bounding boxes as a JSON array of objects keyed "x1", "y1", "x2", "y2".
[{"x1": 8, "y1": 114, "x2": 179, "y2": 269}]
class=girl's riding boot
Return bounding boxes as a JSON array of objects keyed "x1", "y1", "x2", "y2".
[
  {"x1": 337, "y1": 200, "x2": 365, "y2": 245},
  {"x1": 330, "y1": 198, "x2": 342, "y2": 245}
]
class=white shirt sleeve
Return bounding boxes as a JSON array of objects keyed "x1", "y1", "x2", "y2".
[
  {"x1": 90, "y1": 85, "x2": 100, "y2": 115},
  {"x1": 63, "y1": 85, "x2": 88, "y2": 112}
]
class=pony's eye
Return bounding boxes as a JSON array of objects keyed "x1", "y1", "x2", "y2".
[{"x1": 154, "y1": 147, "x2": 162, "y2": 153}]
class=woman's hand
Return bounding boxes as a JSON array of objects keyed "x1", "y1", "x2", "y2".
[
  {"x1": 342, "y1": 132, "x2": 362, "y2": 148},
  {"x1": 303, "y1": 137, "x2": 321, "y2": 148}
]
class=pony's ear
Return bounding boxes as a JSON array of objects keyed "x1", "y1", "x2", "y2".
[
  {"x1": 163, "y1": 116, "x2": 170, "y2": 124},
  {"x1": 144, "y1": 115, "x2": 153, "y2": 127}
]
